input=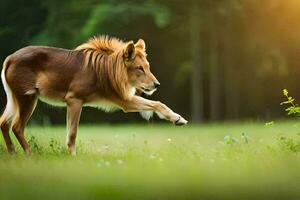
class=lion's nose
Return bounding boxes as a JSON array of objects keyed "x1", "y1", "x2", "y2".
[{"x1": 154, "y1": 81, "x2": 160, "y2": 89}]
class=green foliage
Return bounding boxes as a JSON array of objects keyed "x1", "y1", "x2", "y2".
[
  {"x1": 280, "y1": 89, "x2": 300, "y2": 117},
  {"x1": 81, "y1": 1, "x2": 170, "y2": 39},
  {"x1": 278, "y1": 136, "x2": 300, "y2": 154}
]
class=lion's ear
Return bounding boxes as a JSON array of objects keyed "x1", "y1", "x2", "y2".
[
  {"x1": 124, "y1": 41, "x2": 135, "y2": 60},
  {"x1": 135, "y1": 39, "x2": 146, "y2": 50}
]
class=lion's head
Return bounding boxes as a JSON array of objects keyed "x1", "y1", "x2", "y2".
[{"x1": 123, "y1": 39, "x2": 160, "y2": 96}]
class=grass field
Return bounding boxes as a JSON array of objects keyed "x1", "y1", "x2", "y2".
[{"x1": 0, "y1": 121, "x2": 300, "y2": 200}]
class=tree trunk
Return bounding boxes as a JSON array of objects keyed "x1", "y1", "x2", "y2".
[
  {"x1": 224, "y1": 21, "x2": 239, "y2": 120},
  {"x1": 189, "y1": 2, "x2": 204, "y2": 122},
  {"x1": 209, "y1": 14, "x2": 221, "y2": 121}
]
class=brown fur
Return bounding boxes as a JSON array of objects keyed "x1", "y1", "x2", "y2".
[{"x1": 0, "y1": 35, "x2": 187, "y2": 155}]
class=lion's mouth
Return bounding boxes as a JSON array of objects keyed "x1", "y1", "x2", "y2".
[{"x1": 141, "y1": 87, "x2": 157, "y2": 96}]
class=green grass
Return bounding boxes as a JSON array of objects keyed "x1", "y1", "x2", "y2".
[{"x1": 0, "y1": 121, "x2": 300, "y2": 200}]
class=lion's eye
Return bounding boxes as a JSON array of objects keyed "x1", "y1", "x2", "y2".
[{"x1": 136, "y1": 66, "x2": 144, "y2": 73}]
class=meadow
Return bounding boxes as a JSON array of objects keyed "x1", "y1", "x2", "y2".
[{"x1": 0, "y1": 121, "x2": 300, "y2": 200}]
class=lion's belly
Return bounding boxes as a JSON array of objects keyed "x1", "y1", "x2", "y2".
[
  {"x1": 38, "y1": 95, "x2": 66, "y2": 107},
  {"x1": 38, "y1": 96, "x2": 120, "y2": 112},
  {"x1": 37, "y1": 83, "x2": 67, "y2": 107},
  {"x1": 84, "y1": 101, "x2": 119, "y2": 112}
]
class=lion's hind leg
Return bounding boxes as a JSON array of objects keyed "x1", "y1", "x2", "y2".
[{"x1": 11, "y1": 94, "x2": 37, "y2": 155}]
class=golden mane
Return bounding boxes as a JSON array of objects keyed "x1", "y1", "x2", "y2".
[
  {"x1": 75, "y1": 35, "x2": 145, "y2": 100},
  {"x1": 75, "y1": 35, "x2": 125, "y2": 54}
]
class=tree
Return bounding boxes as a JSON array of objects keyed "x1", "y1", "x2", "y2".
[{"x1": 189, "y1": 1, "x2": 204, "y2": 122}]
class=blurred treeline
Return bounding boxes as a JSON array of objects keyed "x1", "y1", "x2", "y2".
[{"x1": 1, "y1": 0, "x2": 300, "y2": 124}]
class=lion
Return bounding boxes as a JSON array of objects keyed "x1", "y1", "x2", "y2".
[{"x1": 0, "y1": 35, "x2": 187, "y2": 155}]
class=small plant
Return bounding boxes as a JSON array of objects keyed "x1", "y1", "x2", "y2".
[
  {"x1": 48, "y1": 138, "x2": 69, "y2": 155},
  {"x1": 265, "y1": 121, "x2": 274, "y2": 126},
  {"x1": 224, "y1": 135, "x2": 238, "y2": 145},
  {"x1": 49, "y1": 138, "x2": 61, "y2": 154},
  {"x1": 280, "y1": 89, "x2": 300, "y2": 117},
  {"x1": 278, "y1": 136, "x2": 300, "y2": 154},
  {"x1": 28, "y1": 135, "x2": 43, "y2": 154},
  {"x1": 241, "y1": 133, "x2": 250, "y2": 144}
]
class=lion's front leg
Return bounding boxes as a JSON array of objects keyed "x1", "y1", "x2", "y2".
[{"x1": 118, "y1": 96, "x2": 188, "y2": 125}]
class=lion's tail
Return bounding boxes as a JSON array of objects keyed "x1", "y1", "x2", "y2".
[{"x1": 0, "y1": 56, "x2": 17, "y2": 127}]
